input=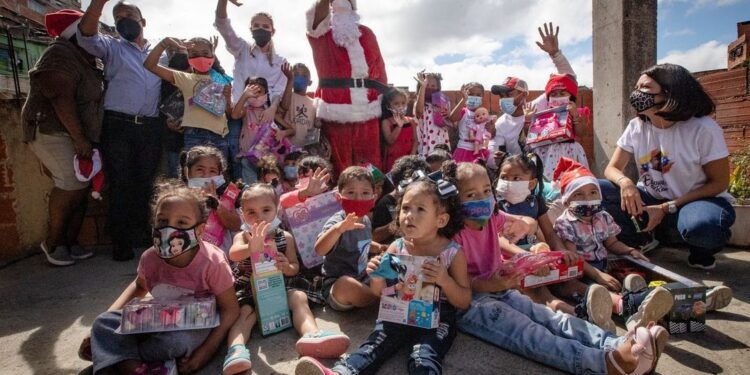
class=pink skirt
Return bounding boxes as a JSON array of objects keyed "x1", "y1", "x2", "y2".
[{"x1": 453, "y1": 147, "x2": 488, "y2": 163}]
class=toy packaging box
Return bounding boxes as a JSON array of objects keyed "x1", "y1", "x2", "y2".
[
  {"x1": 526, "y1": 106, "x2": 574, "y2": 148},
  {"x1": 609, "y1": 256, "x2": 708, "y2": 334},
  {"x1": 498, "y1": 251, "x2": 584, "y2": 289},
  {"x1": 372, "y1": 253, "x2": 441, "y2": 329},
  {"x1": 119, "y1": 296, "x2": 218, "y2": 334},
  {"x1": 285, "y1": 190, "x2": 341, "y2": 268},
  {"x1": 202, "y1": 183, "x2": 241, "y2": 248},
  {"x1": 249, "y1": 243, "x2": 292, "y2": 336}
]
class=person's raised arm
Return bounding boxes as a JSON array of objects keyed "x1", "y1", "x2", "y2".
[
  {"x1": 144, "y1": 38, "x2": 186, "y2": 84},
  {"x1": 79, "y1": 0, "x2": 108, "y2": 37},
  {"x1": 38, "y1": 71, "x2": 92, "y2": 158},
  {"x1": 215, "y1": 0, "x2": 247, "y2": 56},
  {"x1": 312, "y1": 0, "x2": 331, "y2": 31},
  {"x1": 414, "y1": 72, "x2": 428, "y2": 118},
  {"x1": 536, "y1": 22, "x2": 575, "y2": 76},
  {"x1": 315, "y1": 213, "x2": 364, "y2": 256}
]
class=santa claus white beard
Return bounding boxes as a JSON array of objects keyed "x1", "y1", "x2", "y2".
[{"x1": 331, "y1": 11, "x2": 362, "y2": 48}]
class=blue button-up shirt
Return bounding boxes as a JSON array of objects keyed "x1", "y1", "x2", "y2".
[{"x1": 76, "y1": 29, "x2": 161, "y2": 117}]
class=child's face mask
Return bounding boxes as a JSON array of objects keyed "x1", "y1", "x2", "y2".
[
  {"x1": 340, "y1": 197, "x2": 376, "y2": 217},
  {"x1": 568, "y1": 200, "x2": 603, "y2": 218},
  {"x1": 248, "y1": 94, "x2": 267, "y2": 108},
  {"x1": 187, "y1": 175, "x2": 225, "y2": 189},
  {"x1": 461, "y1": 196, "x2": 495, "y2": 226},
  {"x1": 152, "y1": 226, "x2": 199, "y2": 259},
  {"x1": 500, "y1": 97, "x2": 517, "y2": 115},
  {"x1": 548, "y1": 95, "x2": 570, "y2": 109},
  {"x1": 466, "y1": 95, "x2": 483, "y2": 110},
  {"x1": 284, "y1": 165, "x2": 299, "y2": 180},
  {"x1": 293, "y1": 75, "x2": 309, "y2": 92},
  {"x1": 389, "y1": 105, "x2": 407, "y2": 116},
  {"x1": 496, "y1": 179, "x2": 532, "y2": 205},
  {"x1": 241, "y1": 216, "x2": 282, "y2": 232},
  {"x1": 188, "y1": 57, "x2": 214, "y2": 73}
]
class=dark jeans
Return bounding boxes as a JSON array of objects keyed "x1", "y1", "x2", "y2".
[
  {"x1": 101, "y1": 112, "x2": 163, "y2": 254},
  {"x1": 182, "y1": 127, "x2": 230, "y2": 165},
  {"x1": 227, "y1": 119, "x2": 243, "y2": 180},
  {"x1": 332, "y1": 303, "x2": 457, "y2": 375},
  {"x1": 599, "y1": 179, "x2": 736, "y2": 265}
]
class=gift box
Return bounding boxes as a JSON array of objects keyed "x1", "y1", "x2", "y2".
[
  {"x1": 119, "y1": 296, "x2": 218, "y2": 334},
  {"x1": 526, "y1": 106, "x2": 574, "y2": 148},
  {"x1": 373, "y1": 253, "x2": 441, "y2": 329},
  {"x1": 520, "y1": 257, "x2": 584, "y2": 288},
  {"x1": 202, "y1": 183, "x2": 241, "y2": 248},
  {"x1": 251, "y1": 271, "x2": 292, "y2": 336},
  {"x1": 608, "y1": 256, "x2": 708, "y2": 334},
  {"x1": 285, "y1": 190, "x2": 341, "y2": 268},
  {"x1": 431, "y1": 92, "x2": 450, "y2": 128}
]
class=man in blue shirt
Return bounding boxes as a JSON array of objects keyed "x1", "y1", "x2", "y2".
[{"x1": 78, "y1": 0, "x2": 163, "y2": 261}]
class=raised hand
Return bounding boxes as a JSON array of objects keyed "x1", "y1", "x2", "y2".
[
  {"x1": 228, "y1": 0, "x2": 243, "y2": 6},
  {"x1": 210, "y1": 35, "x2": 219, "y2": 52},
  {"x1": 246, "y1": 221, "x2": 271, "y2": 252},
  {"x1": 336, "y1": 212, "x2": 365, "y2": 233},
  {"x1": 281, "y1": 62, "x2": 293, "y2": 80},
  {"x1": 535, "y1": 22, "x2": 560, "y2": 56},
  {"x1": 302, "y1": 167, "x2": 331, "y2": 198},
  {"x1": 160, "y1": 37, "x2": 188, "y2": 53},
  {"x1": 523, "y1": 102, "x2": 537, "y2": 121}
]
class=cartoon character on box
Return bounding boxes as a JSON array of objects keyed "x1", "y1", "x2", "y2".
[
  {"x1": 370, "y1": 253, "x2": 407, "y2": 297},
  {"x1": 245, "y1": 122, "x2": 298, "y2": 165},
  {"x1": 409, "y1": 300, "x2": 434, "y2": 328},
  {"x1": 402, "y1": 274, "x2": 418, "y2": 302}
]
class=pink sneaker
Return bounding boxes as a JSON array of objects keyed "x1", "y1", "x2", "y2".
[
  {"x1": 295, "y1": 356, "x2": 336, "y2": 375},
  {"x1": 296, "y1": 331, "x2": 350, "y2": 359}
]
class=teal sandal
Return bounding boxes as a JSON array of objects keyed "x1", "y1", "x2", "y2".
[{"x1": 223, "y1": 344, "x2": 252, "y2": 375}]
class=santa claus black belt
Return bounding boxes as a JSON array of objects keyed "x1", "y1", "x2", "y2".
[{"x1": 318, "y1": 78, "x2": 389, "y2": 93}]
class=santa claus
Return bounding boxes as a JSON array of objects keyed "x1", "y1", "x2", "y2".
[{"x1": 307, "y1": 0, "x2": 388, "y2": 176}]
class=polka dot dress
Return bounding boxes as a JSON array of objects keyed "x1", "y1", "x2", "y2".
[{"x1": 417, "y1": 103, "x2": 450, "y2": 157}]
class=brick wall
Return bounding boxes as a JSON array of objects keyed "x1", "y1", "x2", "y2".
[
  {"x1": 696, "y1": 68, "x2": 750, "y2": 158},
  {"x1": 0, "y1": 129, "x2": 20, "y2": 251}
]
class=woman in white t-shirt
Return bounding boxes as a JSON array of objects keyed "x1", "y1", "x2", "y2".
[{"x1": 601, "y1": 63, "x2": 735, "y2": 270}]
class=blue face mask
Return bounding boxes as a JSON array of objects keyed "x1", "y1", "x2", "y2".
[
  {"x1": 284, "y1": 165, "x2": 299, "y2": 180},
  {"x1": 569, "y1": 200, "x2": 604, "y2": 218},
  {"x1": 462, "y1": 196, "x2": 495, "y2": 226},
  {"x1": 500, "y1": 97, "x2": 517, "y2": 115},
  {"x1": 293, "y1": 75, "x2": 309, "y2": 92},
  {"x1": 466, "y1": 96, "x2": 483, "y2": 110}
]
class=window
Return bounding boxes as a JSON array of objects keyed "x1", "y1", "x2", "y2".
[{"x1": 27, "y1": 0, "x2": 48, "y2": 14}]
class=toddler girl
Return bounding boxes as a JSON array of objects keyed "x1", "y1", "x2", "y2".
[
  {"x1": 296, "y1": 169, "x2": 471, "y2": 374},
  {"x1": 446, "y1": 160, "x2": 668, "y2": 375},
  {"x1": 452, "y1": 83, "x2": 493, "y2": 162},
  {"x1": 415, "y1": 72, "x2": 451, "y2": 157},
  {"x1": 381, "y1": 88, "x2": 418, "y2": 172},
  {"x1": 82, "y1": 182, "x2": 240, "y2": 374},
  {"x1": 223, "y1": 184, "x2": 349, "y2": 374}
]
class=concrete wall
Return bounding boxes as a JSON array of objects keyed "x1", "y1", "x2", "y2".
[
  {"x1": 592, "y1": 0, "x2": 657, "y2": 176},
  {"x1": 0, "y1": 100, "x2": 52, "y2": 259}
]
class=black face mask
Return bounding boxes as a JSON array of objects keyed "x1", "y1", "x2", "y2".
[
  {"x1": 251, "y1": 28, "x2": 272, "y2": 48},
  {"x1": 629, "y1": 90, "x2": 658, "y2": 113},
  {"x1": 168, "y1": 53, "x2": 190, "y2": 71},
  {"x1": 116, "y1": 18, "x2": 142, "y2": 42}
]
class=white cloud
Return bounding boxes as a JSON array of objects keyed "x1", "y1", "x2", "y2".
[
  {"x1": 658, "y1": 40, "x2": 727, "y2": 72},
  {"x1": 81, "y1": 0, "x2": 594, "y2": 90},
  {"x1": 663, "y1": 28, "x2": 694, "y2": 37}
]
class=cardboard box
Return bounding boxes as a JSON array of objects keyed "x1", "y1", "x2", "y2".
[
  {"x1": 373, "y1": 254, "x2": 441, "y2": 329},
  {"x1": 521, "y1": 258, "x2": 584, "y2": 288},
  {"x1": 251, "y1": 271, "x2": 292, "y2": 336},
  {"x1": 608, "y1": 256, "x2": 708, "y2": 334}
]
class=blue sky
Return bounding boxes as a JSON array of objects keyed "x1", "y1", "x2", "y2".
[{"x1": 82, "y1": 0, "x2": 749, "y2": 90}]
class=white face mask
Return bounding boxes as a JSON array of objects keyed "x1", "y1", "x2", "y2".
[
  {"x1": 496, "y1": 179, "x2": 532, "y2": 205},
  {"x1": 241, "y1": 216, "x2": 282, "y2": 232},
  {"x1": 187, "y1": 175, "x2": 225, "y2": 189},
  {"x1": 548, "y1": 96, "x2": 570, "y2": 109}
]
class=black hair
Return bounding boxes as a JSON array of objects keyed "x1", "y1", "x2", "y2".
[
  {"x1": 416, "y1": 72, "x2": 443, "y2": 96},
  {"x1": 244, "y1": 76, "x2": 272, "y2": 107},
  {"x1": 392, "y1": 176, "x2": 464, "y2": 239},
  {"x1": 381, "y1": 87, "x2": 408, "y2": 119},
  {"x1": 497, "y1": 152, "x2": 545, "y2": 204},
  {"x1": 179, "y1": 145, "x2": 228, "y2": 182},
  {"x1": 390, "y1": 155, "x2": 430, "y2": 187},
  {"x1": 113, "y1": 1, "x2": 143, "y2": 18},
  {"x1": 337, "y1": 166, "x2": 374, "y2": 191},
  {"x1": 241, "y1": 183, "x2": 280, "y2": 206},
  {"x1": 640, "y1": 63, "x2": 715, "y2": 122},
  {"x1": 441, "y1": 159, "x2": 500, "y2": 215},
  {"x1": 426, "y1": 146, "x2": 452, "y2": 166},
  {"x1": 298, "y1": 155, "x2": 332, "y2": 176},
  {"x1": 151, "y1": 179, "x2": 209, "y2": 224}
]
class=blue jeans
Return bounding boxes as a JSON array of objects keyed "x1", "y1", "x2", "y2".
[
  {"x1": 182, "y1": 127, "x2": 230, "y2": 165},
  {"x1": 91, "y1": 311, "x2": 210, "y2": 374},
  {"x1": 333, "y1": 303, "x2": 457, "y2": 375},
  {"x1": 240, "y1": 157, "x2": 259, "y2": 185},
  {"x1": 457, "y1": 290, "x2": 624, "y2": 375},
  {"x1": 598, "y1": 179, "x2": 736, "y2": 265},
  {"x1": 227, "y1": 119, "x2": 243, "y2": 180}
]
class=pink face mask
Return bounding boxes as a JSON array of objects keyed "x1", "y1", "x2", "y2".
[
  {"x1": 248, "y1": 95, "x2": 267, "y2": 108},
  {"x1": 188, "y1": 57, "x2": 214, "y2": 73}
]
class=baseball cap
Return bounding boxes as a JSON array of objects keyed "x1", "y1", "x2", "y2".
[{"x1": 491, "y1": 77, "x2": 529, "y2": 95}]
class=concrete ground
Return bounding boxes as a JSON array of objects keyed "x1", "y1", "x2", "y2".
[{"x1": 1, "y1": 246, "x2": 749, "y2": 375}]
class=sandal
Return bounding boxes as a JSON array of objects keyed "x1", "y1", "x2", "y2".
[
  {"x1": 223, "y1": 344, "x2": 252, "y2": 375},
  {"x1": 606, "y1": 327, "x2": 656, "y2": 375}
]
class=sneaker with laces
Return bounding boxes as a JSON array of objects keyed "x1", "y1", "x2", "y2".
[
  {"x1": 40, "y1": 241, "x2": 75, "y2": 266},
  {"x1": 296, "y1": 330, "x2": 350, "y2": 359},
  {"x1": 687, "y1": 258, "x2": 716, "y2": 270},
  {"x1": 705, "y1": 285, "x2": 732, "y2": 311},
  {"x1": 69, "y1": 244, "x2": 95, "y2": 260},
  {"x1": 623, "y1": 274, "x2": 648, "y2": 293},
  {"x1": 575, "y1": 284, "x2": 616, "y2": 332},
  {"x1": 624, "y1": 286, "x2": 674, "y2": 331},
  {"x1": 295, "y1": 356, "x2": 336, "y2": 375}
]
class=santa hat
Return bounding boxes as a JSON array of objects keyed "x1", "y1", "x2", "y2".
[
  {"x1": 545, "y1": 74, "x2": 578, "y2": 99},
  {"x1": 74, "y1": 149, "x2": 106, "y2": 200},
  {"x1": 45, "y1": 9, "x2": 83, "y2": 40},
  {"x1": 553, "y1": 157, "x2": 600, "y2": 203}
]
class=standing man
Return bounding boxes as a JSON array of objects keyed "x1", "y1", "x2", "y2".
[
  {"x1": 307, "y1": 0, "x2": 387, "y2": 176},
  {"x1": 77, "y1": 0, "x2": 163, "y2": 261}
]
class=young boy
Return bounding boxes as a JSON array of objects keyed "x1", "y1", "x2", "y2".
[
  {"x1": 552, "y1": 157, "x2": 674, "y2": 330},
  {"x1": 315, "y1": 166, "x2": 383, "y2": 311},
  {"x1": 277, "y1": 63, "x2": 319, "y2": 152}
]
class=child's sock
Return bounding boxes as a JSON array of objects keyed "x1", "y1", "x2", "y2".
[{"x1": 612, "y1": 294, "x2": 624, "y2": 315}]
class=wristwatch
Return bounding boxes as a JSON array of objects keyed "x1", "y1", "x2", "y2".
[{"x1": 665, "y1": 201, "x2": 678, "y2": 214}]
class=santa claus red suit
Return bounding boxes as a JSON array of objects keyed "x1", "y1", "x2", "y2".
[{"x1": 306, "y1": 0, "x2": 388, "y2": 176}]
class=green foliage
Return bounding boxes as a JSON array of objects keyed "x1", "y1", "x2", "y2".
[{"x1": 729, "y1": 145, "x2": 750, "y2": 203}]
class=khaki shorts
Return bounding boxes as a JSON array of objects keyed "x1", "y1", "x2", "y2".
[{"x1": 28, "y1": 129, "x2": 89, "y2": 191}]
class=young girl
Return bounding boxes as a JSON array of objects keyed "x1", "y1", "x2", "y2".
[
  {"x1": 296, "y1": 170, "x2": 471, "y2": 375},
  {"x1": 426, "y1": 144, "x2": 453, "y2": 173},
  {"x1": 82, "y1": 182, "x2": 240, "y2": 374},
  {"x1": 381, "y1": 88, "x2": 418, "y2": 171},
  {"x1": 144, "y1": 37, "x2": 232, "y2": 159},
  {"x1": 181, "y1": 146, "x2": 242, "y2": 252},
  {"x1": 415, "y1": 72, "x2": 452, "y2": 158},
  {"x1": 281, "y1": 151, "x2": 303, "y2": 193},
  {"x1": 446, "y1": 160, "x2": 668, "y2": 375},
  {"x1": 223, "y1": 184, "x2": 349, "y2": 374},
  {"x1": 452, "y1": 83, "x2": 493, "y2": 162}
]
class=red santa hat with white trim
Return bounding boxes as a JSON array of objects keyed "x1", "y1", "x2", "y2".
[
  {"x1": 553, "y1": 157, "x2": 600, "y2": 203},
  {"x1": 74, "y1": 149, "x2": 105, "y2": 200},
  {"x1": 45, "y1": 9, "x2": 83, "y2": 40}
]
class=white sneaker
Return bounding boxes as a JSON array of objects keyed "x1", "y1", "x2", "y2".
[
  {"x1": 69, "y1": 245, "x2": 95, "y2": 260},
  {"x1": 623, "y1": 274, "x2": 648, "y2": 293},
  {"x1": 40, "y1": 242, "x2": 75, "y2": 266},
  {"x1": 626, "y1": 287, "x2": 674, "y2": 331},
  {"x1": 639, "y1": 237, "x2": 660, "y2": 255},
  {"x1": 706, "y1": 285, "x2": 732, "y2": 311}
]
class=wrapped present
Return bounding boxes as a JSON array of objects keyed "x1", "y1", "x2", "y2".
[
  {"x1": 244, "y1": 122, "x2": 298, "y2": 164},
  {"x1": 285, "y1": 190, "x2": 341, "y2": 268},
  {"x1": 527, "y1": 106, "x2": 574, "y2": 147},
  {"x1": 431, "y1": 92, "x2": 450, "y2": 128}
]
